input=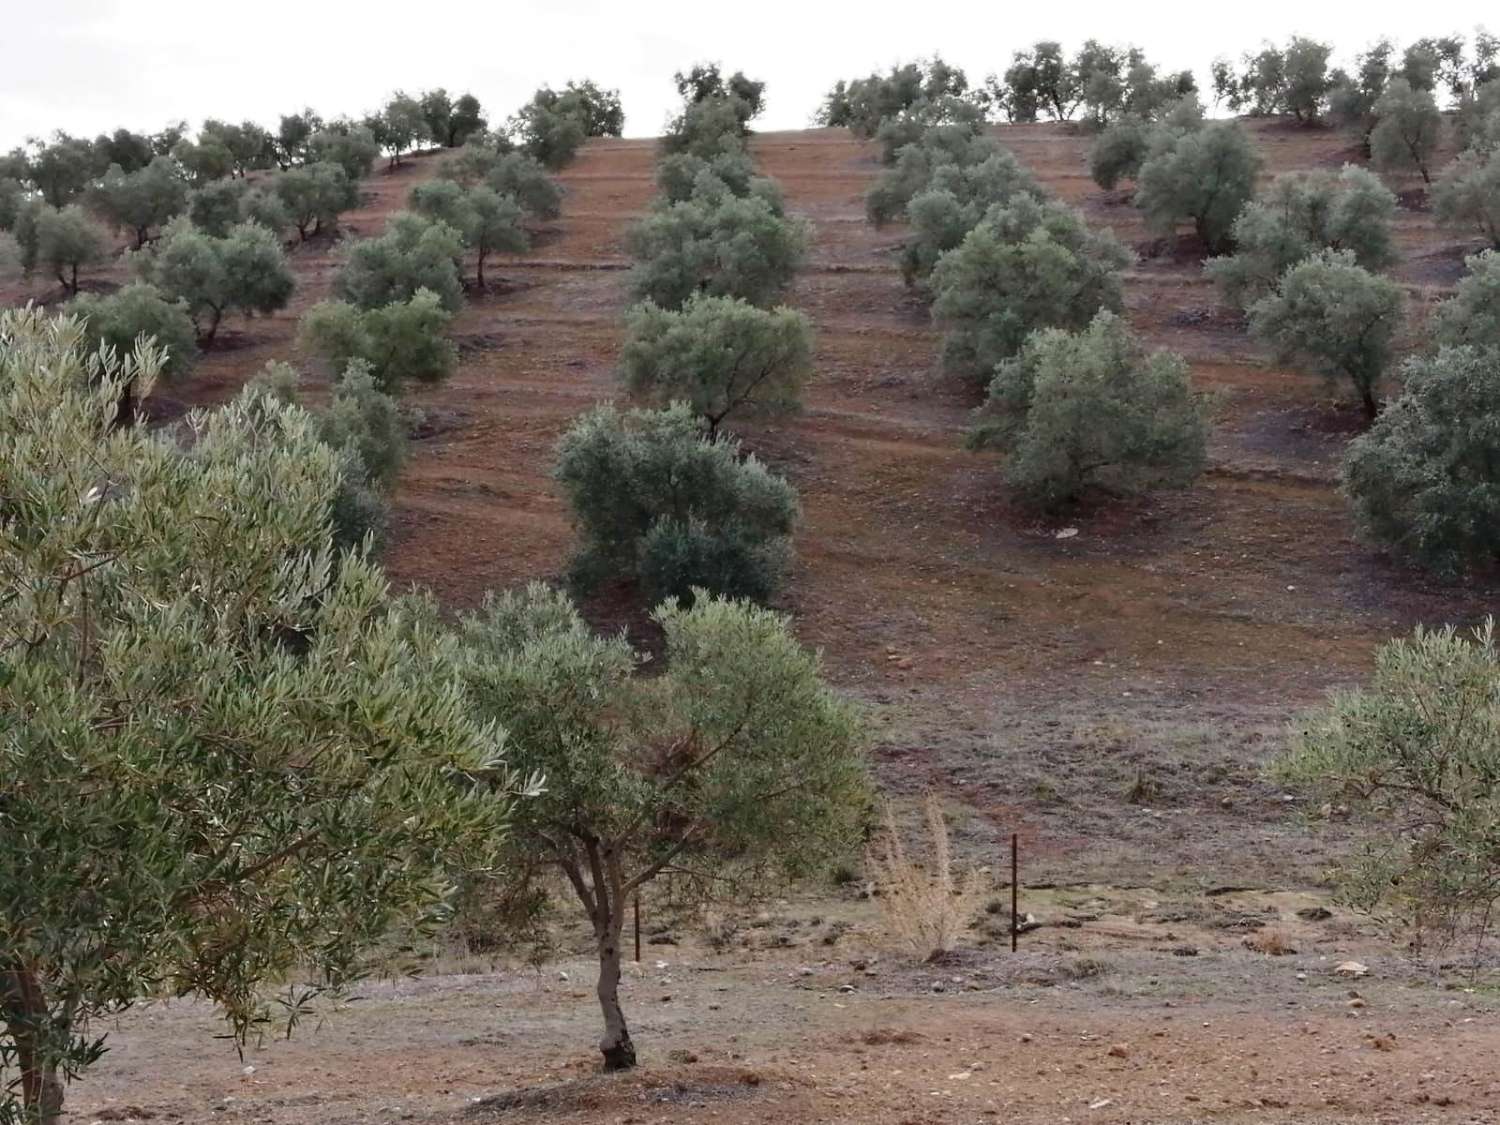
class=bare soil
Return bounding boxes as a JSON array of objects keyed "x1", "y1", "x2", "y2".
[{"x1": 10, "y1": 118, "x2": 1500, "y2": 1123}]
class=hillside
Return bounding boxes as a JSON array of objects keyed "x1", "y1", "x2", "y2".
[{"x1": 11, "y1": 118, "x2": 1500, "y2": 1124}]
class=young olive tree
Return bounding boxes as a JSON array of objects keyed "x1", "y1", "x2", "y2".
[
  {"x1": 1087, "y1": 97, "x2": 1205, "y2": 190},
  {"x1": 656, "y1": 150, "x2": 780, "y2": 209},
  {"x1": 307, "y1": 126, "x2": 379, "y2": 181},
  {"x1": 928, "y1": 195, "x2": 1131, "y2": 381},
  {"x1": 34, "y1": 205, "x2": 109, "y2": 294},
  {"x1": 273, "y1": 162, "x2": 358, "y2": 241},
  {"x1": 334, "y1": 212, "x2": 465, "y2": 313},
  {"x1": 439, "y1": 148, "x2": 562, "y2": 220},
  {"x1": 1344, "y1": 346, "x2": 1500, "y2": 574},
  {"x1": 135, "y1": 218, "x2": 294, "y2": 344},
  {"x1": 1248, "y1": 249, "x2": 1403, "y2": 418},
  {"x1": 298, "y1": 288, "x2": 457, "y2": 389},
  {"x1": 1277, "y1": 621, "x2": 1500, "y2": 949},
  {"x1": 0, "y1": 306, "x2": 512, "y2": 1125},
  {"x1": 865, "y1": 129, "x2": 1017, "y2": 226},
  {"x1": 408, "y1": 180, "x2": 528, "y2": 287},
  {"x1": 1206, "y1": 166, "x2": 1398, "y2": 308},
  {"x1": 1434, "y1": 148, "x2": 1500, "y2": 248},
  {"x1": 627, "y1": 193, "x2": 807, "y2": 311},
  {"x1": 898, "y1": 152, "x2": 1046, "y2": 283},
  {"x1": 1432, "y1": 250, "x2": 1500, "y2": 349},
  {"x1": 968, "y1": 311, "x2": 1206, "y2": 509},
  {"x1": 275, "y1": 108, "x2": 324, "y2": 168},
  {"x1": 366, "y1": 93, "x2": 429, "y2": 167},
  {"x1": 89, "y1": 156, "x2": 188, "y2": 248},
  {"x1": 455, "y1": 584, "x2": 866, "y2": 1071},
  {"x1": 620, "y1": 295, "x2": 812, "y2": 438},
  {"x1": 1370, "y1": 78, "x2": 1442, "y2": 184},
  {"x1": 1134, "y1": 121, "x2": 1262, "y2": 254},
  {"x1": 554, "y1": 403, "x2": 798, "y2": 604},
  {"x1": 71, "y1": 282, "x2": 198, "y2": 381}
]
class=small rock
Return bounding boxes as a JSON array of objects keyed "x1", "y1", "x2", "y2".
[
  {"x1": 1334, "y1": 961, "x2": 1370, "y2": 978},
  {"x1": 1107, "y1": 1043, "x2": 1129, "y2": 1059}
]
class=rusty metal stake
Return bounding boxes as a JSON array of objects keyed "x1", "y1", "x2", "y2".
[{"x1": 1011, "y1": 833, "x2": 1019, "y2": 953}]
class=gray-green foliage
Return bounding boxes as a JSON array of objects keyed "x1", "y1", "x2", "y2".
[
  {"x1": 818, "y1": 57, "x2": 971, "y2": 135},
  {"x1": 334, "y1": 212, "x2": 465, "y2": 313},
  {"x1": 1087, "y1": 97, "x2": 1205, "y2": 189},
  {"x1": 273, "y1": 161, "x2": 358, "y2": 240},
  {"x1": 134, "y1": 218, "x2": 294, "y2": 344},
  {"x1": 969, "y1": 311, "x2": 1206, "y2": 509},
  {"x1": 656, "y1": 150, "x2": 782, "y2": 212},
  {"x1": 928, "y1": 195, "x2": 1131, "y2": 380},
  {"x1": 298, "y1": 288, "x2": 457, "y2": 389},
  {"x1": 865, "y1": 128, "x2": 1015, "y2": 226},
  {"x1": 1432, "y1": 250, "x2": 1500, "y2": 350},
  {"x1": 0, "y1": 306, "x2": 510, "y2": 1125},
  {"x1": 620, "y1": 294, "x2": 812, "y2": 437},
  {"x1": 307, "y1": 126, "x2": 380, "y2": 181},
  {"x1": 1211, "y1": 38, "x2": 1335, "y2": 122},
  {"x1": 1134, "y1": 121, "x2": 1262, "y2": 254},
  {"x1": 1277, "y1": 621, "x2": 1500, "y2": 945},
  {"x1": 553, "y1": 402, "x2": 798, "y2": 603},
  {"x1": 1433, "y1": 148, "x2": 1500, "y2": 248},
  {"x1": 89, "y1": 156, "x2": 188, "y2": 248},
  {"x1": 70, "y1": 282, "x2": 198, "y2": 379},
  {"x1": 454, "y1": 582, "x2": 866, "y2": 1070},
  {"x1": 626, "y1": 191, "x2": 807, "y2": 310},
  {"x1": 34, "y1": 205, "x2": 109, "y2": 293},
  {"x1": 1248, "y1": 249, "x2": 1403, "y2": 417},
  {"x1": 408, "y1": 180, "x2": 528, "y2": 286},
  {"x1": 439, "y1": 147, "x2": 562, "y2": 220},
  {"x1": 1370, "y1": 78, "x2": 1442, "y2": 184},
  {"x1": 1343, "y1": 346, "x2": 1500, "y2": 573},
  {"x1": 898, "y1": 151, "x2": 1046, "y2": 283},
  {"x1": 872, "y1": 98, "x2": 987, "y2": 166},
  {"x1": 1207, "y1": 166, "x2": 1398, "y2": 308},
  {"x1": 250, "y1": 359, "x2": 408, "y2": 549}
]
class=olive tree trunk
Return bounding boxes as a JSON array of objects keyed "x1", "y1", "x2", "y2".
[
  {"x1": 594, "y1": 912, "x2": 635, "y2": 1071},
  {"x1": 2, "y1": 966, "x2": 65, "y2": 1125}
]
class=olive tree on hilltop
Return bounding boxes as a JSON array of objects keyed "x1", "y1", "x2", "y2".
[
  {"x1": 968, "y1": 311, "x2": 1207, "y2": 510},
  {"x1": 1207, "y1": 166, "x2": 1398, "y2": 308},
  {"x1": 1134, "y1": 121, "x2": 1261, "y2": 254},
  {"x1": 928, "y1": 195, "x2": 1131, "y2": 381},
  {"x1": 620, "y1": 294, "x2": 812, "y2": 438},
  {"x1": 299, "y1": 288, "x2": 457, "y2": 389},
  {"x1": 1370, "y1": 78, "x2": 1442, "y2": 184},
  {"x1": 89, "y1": 156, "x2": 188, "y2": 248},
  {"x1": 135, "y1": 218, "x2": 295, "y2": 344},
  {"x1": 1248, "y1": 249, "x2": 1403, "y2": 418},
  {"x1": 409, "y1": 180, "x2": 528, "y2": 287},
  {"x1": 0, "y1": 307, "x2": 513, "y2": 1125},
  {"x1": 554, "y1": 403, "x2": 799, "y2": 603},
  {"x1": 454, "y1": 583, "x2": 867, "y2": 1070},
  {"x1": 1344, "y1": 346, "x2": 1500, "y2": 574},
  {"x1": 333, "y1": 211, "x2": 465, "y2": 312}
]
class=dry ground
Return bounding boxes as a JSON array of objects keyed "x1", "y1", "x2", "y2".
[{"x1": 9, "y1": 117, "x2": 1500, "y2": 1122}]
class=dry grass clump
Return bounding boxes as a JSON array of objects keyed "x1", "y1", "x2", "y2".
[
  {"x1": 866, "y1": 794, "x2": 984, "y2": 961},
  {"x1": 1243, "y1": 928, "x2": 1297, "y2": 956}
]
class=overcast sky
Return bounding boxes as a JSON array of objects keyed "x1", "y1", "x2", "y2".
[{"x1": 2, "y1": 0, "x2": 1494, "y2": 150}]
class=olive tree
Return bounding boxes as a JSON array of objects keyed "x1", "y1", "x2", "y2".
[
  {"x1": 0, "y1": 306, "x2": 511, "y2": 1125},
  {"x1": 627, "y1": 192, "x2": 807, "y2": 310},
  {"x1": 334, "y1": 212, "x2": 465, "y2": 312},
  {"x1": 1088, "y1": 97, "x2": 1204, "y2": 190},
  {"x1": 656, "y1": 150, "x2": 781, "y2": 209},
  {"x1": 298, "y1": 288, "x2": 457, "y2": 388},
  {"x1": 1134, "y1": 121, "x2": 1262, "y2": 254},
  {"x1": 620, "y1": 295, "x2": 812, "y2": 438},
  {"x1": 1206, "y1": 166, "x2": 1398, "y2": 308},
  {"x1": 275, "y1": 108, "x2": 324, "y2": 168},
  {"x1": 507, "y1": 82, "x2": 622, "y2": 169},
  {"x1": 1248, "y1": 250, "x2": 1403, "y2": 418},
  {"x1": 928, "y1": 195, "x2": 1131, "y2": 381},
  {"x1": 968, "y1": 312, "x2": 1206, "y2": 509},
  {"x1": 1211, "y1": 38, "x2": 1334, "y2": 122},
  {"x1": 1343, "y1": 346, "x2": 1500, "y2": 574},
  {"x1": 1432, "y1": 250, "x2": 1500, "y2": 349},
  {"x1": 865, "y1": 129, "x2": 1019, "y2": 226},
  {"x1": 898, "y1": 152, "x2": 1046, "y2": 283},
  {"x1": 553, "y1": 403, "x2": 798, "y2": 603},
  {"x1": 71, "y1": 282, "x2": 198, "y2": 381},
  {"x1": 455, "y1": 584, "x2": 865, "y2": 1071},
  {"x1": 366, "y1": 93, "x2": 428, "y2": 167},
  {"x1": 23, "y1": 133, "x2": 106, "y2": 207},
  {"x1": 1277, "y1": 621, "x2": 1500, "y2": 949},
  {"x1": 409, "y1": 180, "x2": 528, "y2": 287},
  {"x1": 135, "y1": 218, "x2": 294, "y2": 344},
  {"x1": 34, "y1": 205, "x2": 109, "y2": 294},
  {"x1": 439, "y1": 147, "x2": 562, "y2": 220},
  {"x1": 1434, "y1": 148, "x2": 1500, "y2": 249},
  {"x1": 307, "y1": 126, "x2": 379, "y2": 181},
  {"x1": 1370, "y1": 78, "x2": 1442, "y2": 184},
  {"x1": 89, "y1": 156, "x2": 188, "y2": 248},
  {"x1": 420, "y1": 89, "x2": 486, "y2": 149},
  {"x1": 1329, "y1": 40, "x2": 1397, "y2": 151},
  {"x1": 273, "y1": 162, "x2": 358, "y2": 241}
]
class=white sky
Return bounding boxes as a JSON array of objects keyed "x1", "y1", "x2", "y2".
[{"x1": 1, "y1": 0, "x2": 1494, "y2": 149}]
